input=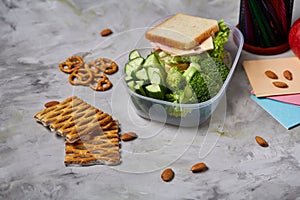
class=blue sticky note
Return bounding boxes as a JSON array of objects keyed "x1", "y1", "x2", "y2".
[{"x1": 251, "y1": 94, "x2": 300, "y2": 129}]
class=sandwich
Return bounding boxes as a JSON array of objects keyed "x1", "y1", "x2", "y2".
[
  {"x1": 145, "y1": 13, "x2": 229, "y2": 58},
  {"x1": 145, "y1": 13, "x2": 220, "y2": 56}
]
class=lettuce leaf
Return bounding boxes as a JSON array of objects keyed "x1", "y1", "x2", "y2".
[{"x1": 209, "y1": 20, "x2": 230, "y2": 60}]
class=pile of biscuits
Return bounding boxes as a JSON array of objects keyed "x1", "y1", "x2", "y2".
[
  {"x1": 34, "y1": 96, "x2": 121, "y2": 166},
  {"x1": 59, "y1": 56, "x2": 118, "y2": 91}
]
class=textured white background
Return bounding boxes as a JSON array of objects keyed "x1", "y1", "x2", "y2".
[{"x1": 1, "y1": 0, "x2": 300, "y2": 199}]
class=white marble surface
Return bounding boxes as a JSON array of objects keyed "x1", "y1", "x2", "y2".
[{"x1": 1, "y1": 0, "x2": 300, "y2": 199}]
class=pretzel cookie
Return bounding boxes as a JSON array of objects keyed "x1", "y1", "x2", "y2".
[
  {"x1": 69, "y1": 68, "x2": 94, "y2": 86},
  {"x1": 84, "y1": 61, "x2": 101, "y2": 74},
  {"x1": 89, "y1": 73, "x2": 112, "y2": 91},
  {"x1": 59, "y1": 56, "x2": 83, "y2": 74},
  {"x1": 94, "y1": 58, "x2": 118, "y2": 75}
]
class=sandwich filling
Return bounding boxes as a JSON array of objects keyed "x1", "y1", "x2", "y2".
[{"x1": 151, "y1": 36, "x2": 214, "y2": 56}]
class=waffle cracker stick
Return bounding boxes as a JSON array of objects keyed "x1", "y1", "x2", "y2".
[
  {"x1": 34, "y1": 96, "x2": 121, "y2": 166},
  {"x1": 64, "y1": 127, "x2": 121, "y2": 166},
  {"x1": 34, "y1": 96, "x2": 119, "y2": 143}
]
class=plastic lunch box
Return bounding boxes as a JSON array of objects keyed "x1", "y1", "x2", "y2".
[{"x1": 119, "y1": 22, "x2": 244, "y2": 127}]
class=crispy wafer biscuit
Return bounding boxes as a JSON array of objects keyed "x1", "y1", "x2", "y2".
[
  {"x1": 64, "y1": 126, "x2": 121, "y2": 166},
  {"x1": 34, "y1": 96, "x2": 121, "y2": 166},
  {"x1": 34, "y1": 96, "x2": 120, "y2": 143}
]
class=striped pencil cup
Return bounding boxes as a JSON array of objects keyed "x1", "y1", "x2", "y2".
[{"x1": 238, "y1": 0, "x2": 294, "y2": 55}]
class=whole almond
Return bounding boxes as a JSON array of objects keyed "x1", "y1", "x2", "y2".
[
  {"x1": 255, "y1": 136, "x2": 269, "y2": 147},
  {"x1": 272, "y1": 81, "x2": 288, "y2": 88},
  {"x1": 190, "y1": 162, "x2": 208, "y2": 173},
  {"x1": 121, "y1": 132, "x2": 138, "y2": 141},
  {"x1": 265, "y1": 70, "x2": 278, "y2": 79},
  {"x1": 283, "y1": 70, "x2": 293, "y2": 81},
  {"x1": 44, "y1": 101, "x2": 60, "y2": 108},
  {"x1": 161, "y1": 168, "x2": 174, "y2": 182},
  {"x1": 100, "y1": 28, "x2": 113, "y2": 37}
]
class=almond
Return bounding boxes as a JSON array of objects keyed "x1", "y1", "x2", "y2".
[
  {"x1": 272, "y1": 81, "x2": 288, "y2": 88},
  {"x1": 100, "y1": 28, "x2": 113, "y2": 37},
  {"x1": 265, "y1": 70, "x2": 278, "y2": 79},
  {"x1": 121, "y1": 132, "x2": 138, "y2": 141},
  {"x1": 44, "y1": 101, "x2": 60, "y2": 108},
  {"x1": 255, "y1": 136, "x2": 269, "y2": 147},
  {"x1": 283, "y1": 70, "x2": 293, "y2": 80},
  {"x1": 190, "y1": 162, "x2": 208, "y2": 173},
  {"x1": 161, "y1": 168, "x2": 174, "y2": 182}
]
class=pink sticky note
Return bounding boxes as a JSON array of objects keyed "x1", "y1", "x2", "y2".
[{"x1": 251, "y1": 91, "x2": 300, "y2": 106}]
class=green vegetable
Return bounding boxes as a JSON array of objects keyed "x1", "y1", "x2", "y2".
[
  {"x1": 165, "y1": 104, "x2": 191, "y2": 117},
  {"x1": 186, "y1": 56, "x2": 230, "y2": 103},
  {"x1": 135, "y1": 68, "x2": 149, "y2": 81},
  {"x1": 181, "y1": 63, "x2": 216, "y2": 103},
  {"x1": 209, "y1": 20, "x2": 230, "y2": 60},
  {"x1": 188, "y1": 72, "x2": 211, "y2": 102},
  {"x1": 134, "y1": 80, "x2": 147, "y2": 96},
  {"x1": 145, "y1": 84, "x2": 165, "y2": 100},
  {"x1": 183, "y1": 65, "x2": 199, "y2": 83},
  {"x1": 156, "y1": 51, "x2": 189, "y2": 67},
  {"x1": 211, "y1": 57, "x2": 230, "y2": 82},
  {"x1": 164, "y1": 85, "x2": 197, "y2": 117},
  {"x1": 124, "y1": 57, "x2": 144, "y2": 76},
  {"x1": 166, "y1": 67, "x2": 186, "y2": 91},
  {"x1": 147, "y1": 67, "x2": 165, "y2": 85},
  {"x1": 129, "y1": 49, "x2": 141, "y2": 60},
  {"x1": 199, "y1": 56, "x2": 229, "y2": 83}
]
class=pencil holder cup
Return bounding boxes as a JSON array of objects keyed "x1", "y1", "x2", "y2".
[{"x1": 238, "y1": 0, "x2": 294, "y2": 55}]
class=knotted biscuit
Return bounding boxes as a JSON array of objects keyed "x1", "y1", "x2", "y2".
[
  {"x1": 69, "y1": 68, "x2": 94, "y2": 86},
  {"x1": 89, "y1": 73, "x2": 112, "y2": 91},
  {"x1": 59, "y1": 56, "x2": 83, "y2": 74},
  {"x1": 94, "y1": 58, "x2": 118, "y2": 75}
]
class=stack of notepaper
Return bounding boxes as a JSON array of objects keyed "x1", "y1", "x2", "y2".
[{"x1": 243, "y1": 57, "x2": 300, "y2": 129}]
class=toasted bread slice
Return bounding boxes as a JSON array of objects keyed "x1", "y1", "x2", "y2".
[{"x1": 145, "y1": 13, "x2": 219, "y2": 50}]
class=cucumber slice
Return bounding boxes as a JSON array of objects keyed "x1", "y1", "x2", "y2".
[
  {"x1": 128, "y1": 57, "x2": 144, "y2": 67},
  {"x1": 144, "y1": 53, "x2": 166, "y2": 78},
  {"x1": 134, "y1": 80, "x2": 146, "y2": 96},
  {"x1": 135, "y1": 80, "x2": 145, "y2": 87},
  {"x1": 124, "y1": 63, "x2": 135, "y2": 77},
  {"x1": 124, "y1": 57, "x2": 144, "y2": 76},
  {"x1": 145, "y1": 84, "x2": 165, "y2": 100},
  {"x1": 124, "y1": 76, "x2": 133, "y2": 82},
  {"x1": 135, "y1": 68, "x2": 149, "y2": 81},
  {"x1": 143, "y1": 53, "x2": 160, "y2": 67},
  {"x1": 129, "y1": 49, "x2": 141, "y2": 60},
  {"x1": 126, "y1": 80, "x2": 135, "y2": 91},
  {"x1": 147, "y1": 67, "x2": 164, "y2": 85}
]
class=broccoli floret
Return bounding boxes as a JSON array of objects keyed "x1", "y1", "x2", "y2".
[
  {"x1": 165, "y1": 85, "x2": 197, "y2": 117},
  {"x1": 183, "y1": 57, "x2": 229, "y2": 103},
  {"x1": 164, "y1": 51, "x2": 231, "y2": 116},
  {"x1": 185, "y1": 53, "x2": 207, "y2": 64},
  {"x1": 199, "y1": 57, "x2": 230, "y2": 83},
  {"x1": 182, "y1": 65, "x2": 216, "y2": 103},
  {"x1": 179, "y1": 85, "x2": 198, "y2": 104},
  {"x1": 165, "y1": 92, "x2": 180, "y2": 103},
  {"x1": 188, "y1": 56, "x2": 230, "y2": 102},
  {"x1": 165, "y1": 85, "x2": 197, "y2": 104},
  {"x1": 212, "y1": 57, "x2": 230, "y2": 82},
  {"x1": 183, "y1": 65, "x2": 199, "y2": 83},
  {"x1": 166, "y1": 67, "x2": 186, "y2": 91},
  {"x1": 188, "y1": 72, "x2": 211, "y2": 102},
  {"x1": 165, "y1": 104, "x2": 192, "y2": 117}
]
